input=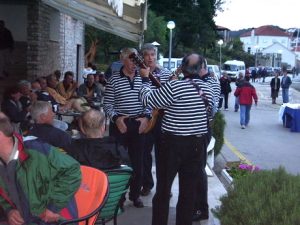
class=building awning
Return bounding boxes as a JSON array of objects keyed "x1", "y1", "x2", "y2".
[{"x1": 42, "y1": 0, "x2": 147, "y2": 43}]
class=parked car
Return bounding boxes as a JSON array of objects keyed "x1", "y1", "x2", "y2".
[
  {"x1": 158, "y1": 57, "x2": 183, "y2": 72},
  {"x1": 207, "y1": 64, "x2": 221, "y2": 79}
]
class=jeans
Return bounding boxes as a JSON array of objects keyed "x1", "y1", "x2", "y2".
[
  {"x1": 234, "y1": 97, "x2": 239, "y2": 111},
  {"x1": 282, "y1": 88, "x2": 289, "y2": 103},
  {"x1": 240, "y1": 104, "x2": 252, "y2": 126}
]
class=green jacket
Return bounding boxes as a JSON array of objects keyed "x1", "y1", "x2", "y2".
[{"x1": 0, "y1": 134, "x2": 81, "y2": 223}]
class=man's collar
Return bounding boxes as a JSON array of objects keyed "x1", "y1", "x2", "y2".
[
  {"x1": 183, "y1": 74, "x2": 201, "y2": 80},
  {"x1": 120, "y1": 66, "x2": 137, "y2": 78}
]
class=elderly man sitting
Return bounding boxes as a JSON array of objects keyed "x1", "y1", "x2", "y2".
[
  {"x1": 0, "y1": 112, "x2": 81, "y2": 224},
  {"x1": 27, "y1": 101, "x2": 72, "y2": 151},
  {"x1": 68, "y1": 109, "x2": 129, "y2": 170}
]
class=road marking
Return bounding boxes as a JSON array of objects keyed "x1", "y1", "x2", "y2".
[{"x1": 224, "y1": 138, "x2": 252, "y2": 165}]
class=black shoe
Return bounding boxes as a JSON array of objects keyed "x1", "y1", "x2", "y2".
[
  {"x1": 192, "y1": 211, "x2": 209, "y2": 221},
  {"x1": 132, "y1": 198, "x2": 144, "y2": 208},
  {"x1": 140, "y1": 187, "x2": 151, "y2": 196}
]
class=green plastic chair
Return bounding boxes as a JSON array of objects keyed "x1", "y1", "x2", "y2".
[{"x1": 96, "y1": 165, "x2": 133, "y2": 225}]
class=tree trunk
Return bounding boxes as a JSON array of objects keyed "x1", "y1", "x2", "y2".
[{"x1": 85, "y1": 39, "x2": 99, "y2": 66}]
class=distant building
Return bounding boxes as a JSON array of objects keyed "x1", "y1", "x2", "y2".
[
  {"x1": 240, "y1": 25, "x2": 290, "y2": 54},
  {"x1": 0, "y1": 0, "x2": 85, "y2": 82},
  {"x1": 216, "y1": 25, "x2": 231, "y2": 43},
  {"x1": 259, "y1": 43, "x2": 296, "y2": 68}
]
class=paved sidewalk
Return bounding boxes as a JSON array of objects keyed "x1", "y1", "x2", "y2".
[{"x1": 107, "y1": 165, "x2": 227, "y2": 225}]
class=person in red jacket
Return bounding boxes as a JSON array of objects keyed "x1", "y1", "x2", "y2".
[{"x1": 234, "y1": 76, "x2": 258, "y2": 129}]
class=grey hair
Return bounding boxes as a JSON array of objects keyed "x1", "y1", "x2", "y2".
[
  {"x1": 30, "y1": 101, "x2": 52, "y2": 122},
  {"x1": 141, "y1": 43, "x2": 157, "y2": 56},
  {"x1": 17, "y1": 80, "x2": 31, "y2": 88},
  {"x1": 81, "y1": 109, "x2": 105, "y2": 137},
  {"x1": 120, "y1": 47, "x2": 137, "y2": 60}
]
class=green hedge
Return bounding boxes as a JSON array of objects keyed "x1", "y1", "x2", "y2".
[
  {"x1": 213, "y1": 167, "x2": 300, "y2": 225},
  {"x1": 212, "y1": 111, "x2": 226, "y2": 156}
]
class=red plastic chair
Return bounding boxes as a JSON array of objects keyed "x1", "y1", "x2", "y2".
[{"x1": 59, "y1": 166, "x2": 109, "y2": 225}]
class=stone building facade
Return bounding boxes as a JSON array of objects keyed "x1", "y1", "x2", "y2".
[{"x1": 0, "y1": 0, "x2": 85, "y2": 82}]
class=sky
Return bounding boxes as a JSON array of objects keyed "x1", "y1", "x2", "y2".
[{"x1": 214, "y1": 0, "x2": 300, "y2": 31}]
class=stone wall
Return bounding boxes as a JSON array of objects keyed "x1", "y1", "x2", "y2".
[{"x1": 27, "y1": 0, "x2": 84, "y2": 81}]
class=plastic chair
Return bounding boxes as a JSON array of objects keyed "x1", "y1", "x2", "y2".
[
  {"x1": 59, "y1": 166, "x2": 109, "y2": 225},
  {"x1": 96, "y1": 165, "x2": 133, "y2": 225}
]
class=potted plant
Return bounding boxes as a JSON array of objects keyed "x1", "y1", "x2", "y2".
[{"x1": 213, "y1": 167, "x2": 300, "y2": 225}]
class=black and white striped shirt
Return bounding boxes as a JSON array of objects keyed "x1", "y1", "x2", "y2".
[
  {"x1": 201, "y1": 74, "x2": 221, "y2": 114},
  {"x1": 104, "y1": 68, "x2": 151, "y2": 120},
  {"x1": 140, "y1": 75, "x2": 214, "y2": 136},
  {"x1": 150, "y1": 67, "x2": 172, "y2": 88}
]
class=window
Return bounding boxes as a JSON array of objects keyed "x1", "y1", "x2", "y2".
[{"x1": 49, "y1": 9, "x2": 60, "y2": 42}]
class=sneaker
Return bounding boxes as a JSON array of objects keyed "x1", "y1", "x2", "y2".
[
  {"x1": 192, "y1": 210, "x2": 209, "y2": 221},
  {"x1": 241, "y1": 125, "x2": 245, "y2": 129},
  {"x1": 131, "y1": 198, "x2": 144, "y2": 208},
  {"x1": 224, "y1": 108, "x2": 229, "y2": 111}
]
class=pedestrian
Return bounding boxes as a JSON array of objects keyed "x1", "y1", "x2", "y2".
[
  {"x1": 280, "y1": 67, "x2": 292, "y2": 103},
  {"x1": 234, "y1": 72, "x2": 244, "y2": 112},
  {"x1": 193, "y1": 58, "x2": 220, "y2": 222},
  {"x1": 234, "y1": 76, "x2": 258, "y2": 129},
  {"x1": 270, "y1": 71, "x2": 280, "y2": 104},
  {"x1": 251, "y1": 68, "x2": 257, "y2": 83},
  {"x1": 219, "y1": 72, "x2": 231, "y2": 110},
  {"x1": 0, "y1": 20, "x2": 14, "y2": 79},
  {"x1": 139, "y1": 53, "x2": 213, "y2": 225}
]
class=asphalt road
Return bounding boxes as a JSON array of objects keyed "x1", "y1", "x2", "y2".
[{"x1": 216, "y1": 75, "x2": 300, "y2": 175}]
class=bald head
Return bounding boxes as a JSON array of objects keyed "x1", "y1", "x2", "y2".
[
  {"x1": 80, "y1": 110, "x2": 106, "y2": 138},
  {"x1": 181, "y1": 53, "x2": 206, "y2": 76}
]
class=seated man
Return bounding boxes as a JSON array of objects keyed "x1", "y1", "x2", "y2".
[
  {"x1": 0, "y1": 112, "x2": 81, "y2": 224},
  {"x1": 46, "y1": 74, "x2": 90, "y2": 112},
  {"x1": 27, "y1": 101, "x2": 72, "y2": 152},
  {"x1": 1, "y1": 86, "x2": 30, "y2": 133},
  {"x1": 78, "y1": 74, "x2": 101, "y2": 100},
  {"x1": 68, "y1": 109, "x2": 129, "y2": 170},
  {"x1": 56, "y1": 71, "x2": 78, "y2": 100}
]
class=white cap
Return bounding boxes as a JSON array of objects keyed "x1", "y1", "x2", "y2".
[{"x1": 82, "y1": 68, "x2": 96, "y2": 79}]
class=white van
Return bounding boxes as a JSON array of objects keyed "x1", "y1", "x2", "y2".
[
  {"x1": 222, "y1": 60, "x2": 245, "y2": 80},
  {"x1": 207, "y1": 64, "x2": 221, "y2": 79},
  {"x1": 158, "y1": 57, "x2": 182, "y2": 72}
]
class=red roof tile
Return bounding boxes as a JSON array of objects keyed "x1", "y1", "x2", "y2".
[
  {"x1": 292, "y1": 46, "x2": 300, "y2": 52},
  {"x1": 240, "y1": 25, "x2": 290, "y2": 37}
]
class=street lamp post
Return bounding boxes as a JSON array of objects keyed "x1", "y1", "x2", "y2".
[
  {"x1": 254, "y1": 45, "x2": 259, "y2": 67},
  {"x1": 217, "y1": 39, "x2": 223, "y2": 70},
  {"x1": 167, "y1": 21, "x2": 175, "y2": 70}
]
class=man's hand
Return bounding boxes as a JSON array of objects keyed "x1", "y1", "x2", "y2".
[
  {"x1": 40, "y1": 209, "x2": 60, "y2": 223},
  {"x1": 116, "y1": 116, "x2": 128, "y2": 134},
  {"x1": 7, "y1": 209, "x2": 24, "y2": 225},
  {"x1": 140, "y1": 67, "x2": 150, "y2": 78},
  {"x1": 136, "y1": 117, "x2": 149, "y2": 134}
]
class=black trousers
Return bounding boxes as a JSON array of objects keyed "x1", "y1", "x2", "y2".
[
  {"x1": 142, "y1": 115, "x2": 163, "y2": 190},
  {"x1": 194, "y1": 129, "x2": 212, "y2": 215},
  {"x1": 152, "y1": 133, "x2": 205, "y2": 225},
  {"x1": 110, "y1": 118, "x2": 145, "y2": 200}
]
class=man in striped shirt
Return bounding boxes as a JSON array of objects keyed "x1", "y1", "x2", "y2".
[
  {"x1": 103, "y1": 47, "x2": 151, "y2": 208},
  {"x1": 193, "y1": 61, "x2": 221, "y2": 221},
  {"x1": 140, "y1": 53, "x2": 214, "y2": 225},
  {"x1": 140, "y1": 43, "x2": 173, "y2": 197}
]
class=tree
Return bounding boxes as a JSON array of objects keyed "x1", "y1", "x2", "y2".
[{"x1": 149, "y1": 0, "x2": 225, "y2": 55}]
